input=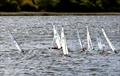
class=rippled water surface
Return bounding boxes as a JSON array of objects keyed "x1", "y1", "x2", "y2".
[{"x1": 0, "y1": 16, "x2": 120, "y2": 76}]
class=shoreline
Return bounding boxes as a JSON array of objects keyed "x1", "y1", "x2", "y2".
[{"x1": 0, "y1": 12, "x2": 120, "y2": 16}]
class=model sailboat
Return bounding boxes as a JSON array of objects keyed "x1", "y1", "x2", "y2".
[
  {"x1": 7, "y1": 29, "x2": 22, "y2": 52},
  {"x1": 53, "y1": 25, "x2": 61, "y2": 49},
  {"x1": 86, "y1": 26, "x2": 93, "y2": 51},
  {"x1": 77, "y1": 30, "x2": 83, "y2": 50},
  {"x1": 101, "y1": 28, "x2": 115, "y2": 53},
  {"x1": 61, "y1": 27, "x2": 68, "y2": 55},
  {"x1": 96, "y1": 36, "x2": 104, "y2": 51}
]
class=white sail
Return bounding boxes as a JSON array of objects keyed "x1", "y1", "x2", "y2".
[
  {"x1": 97, "y1": 37, "x2": 104, "y2": 50},
  {"x1": 77, "y1": 30, "x2": 83, "y2": 49},
  {"x1": 102, "y1": 28, "x2": 115, "y2": 52},
  {"x1": 61, "y1": 27, "x2": 68, "y2": 55},
  {"x1": 53, "y1": 25, "x2": 61, "y2": 49},
  {"x1": 8, "y1": 30, "x2": 22, "y2": 52},
  {"x1": 86, "y1": 26, "x2": 93, "y2": 51}
]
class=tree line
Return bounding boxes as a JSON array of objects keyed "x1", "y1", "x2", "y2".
[{"x1": 0, "y1": 0, "x2": 120, "y2": 12}]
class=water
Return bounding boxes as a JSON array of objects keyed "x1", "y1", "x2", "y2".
[{"x1": 0, "y1": 16, "x2": 120, "y2": 76}]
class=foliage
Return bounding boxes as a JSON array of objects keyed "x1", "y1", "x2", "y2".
[{"x1": 0, "y1": 0, "x2": 120, "y2": 12}]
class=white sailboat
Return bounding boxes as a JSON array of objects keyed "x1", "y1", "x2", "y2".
[
  {"x1": 7, "y1": 29, "x2": 22, "y2": 52},
  {"x1": 61, "y1": 27, "x2": 68, "y2": 55},
  {"x1": 101, "y1": 28, "x2": 115, "y2": 53},
  {"x1": 77, "y1": 30, "x2": 83, "y2": 49},
  {"x1": 97, "y1": 36, "x2": 104, "y2": 51},
  {"x1": 86, "y1": 26, "x2": 93, "y2": 51},
  {"x1": 53, "y1": 25, "x2": 61, "y2": 49}
]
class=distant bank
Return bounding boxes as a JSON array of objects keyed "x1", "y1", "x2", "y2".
[{"x1": 0, "y1": 12, "x2": 120, "y2": 16}]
